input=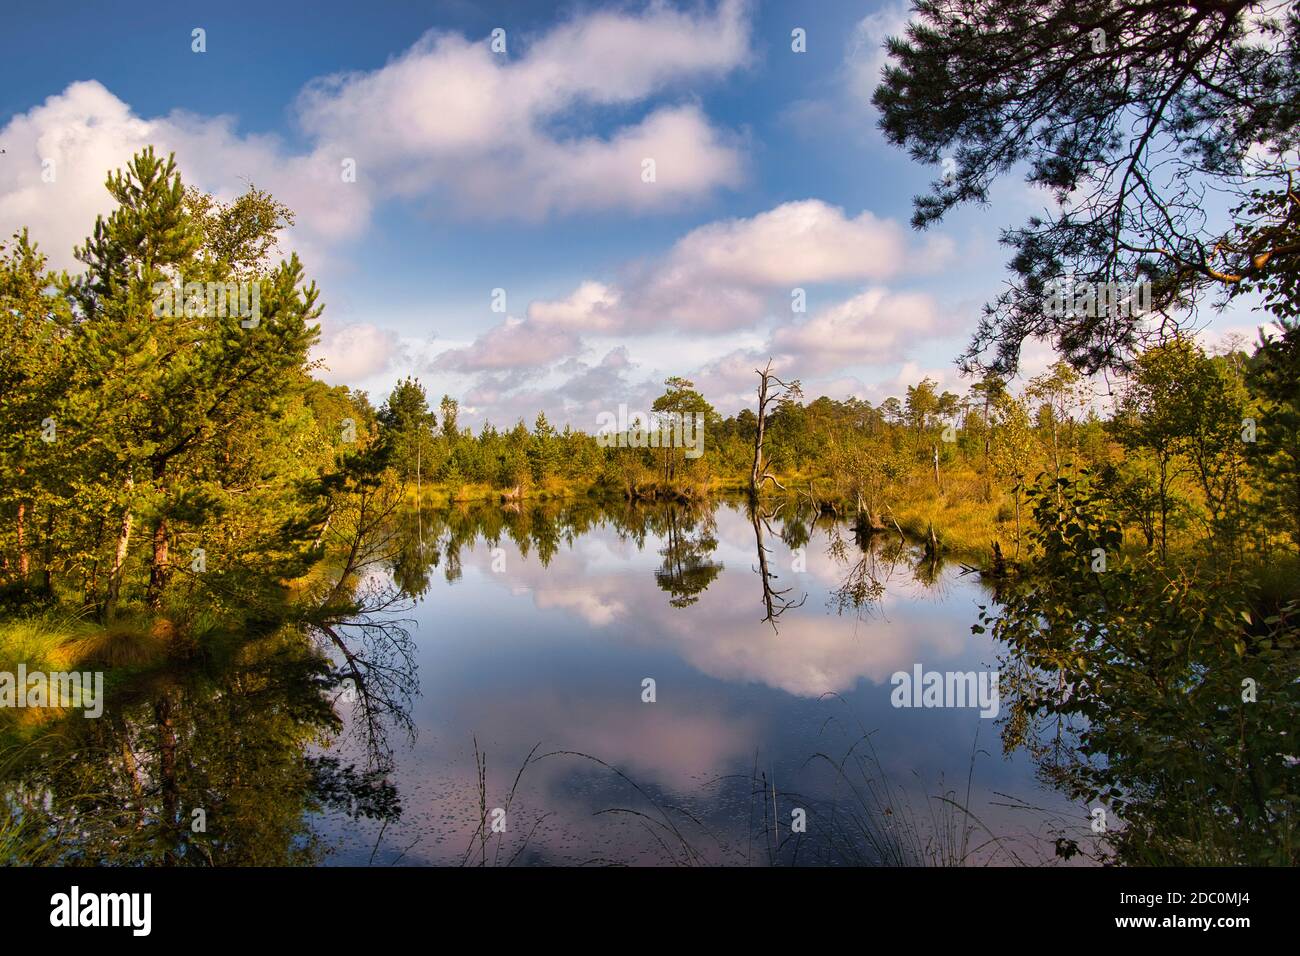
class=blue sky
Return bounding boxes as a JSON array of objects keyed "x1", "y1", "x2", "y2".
[{"x1": 0, "y1": 0, "x2": 1257, "y2": 428}]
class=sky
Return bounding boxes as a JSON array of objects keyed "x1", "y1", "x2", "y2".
[{"x1": 0, "y1": 0, "x2": 1265, "y2": 429}]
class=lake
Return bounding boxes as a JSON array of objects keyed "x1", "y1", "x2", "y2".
[{"x1": 311, "y1": 498, "x2": 1086, "y2": 866}]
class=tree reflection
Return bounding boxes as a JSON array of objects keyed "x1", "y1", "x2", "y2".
[
  {"x1": 653, "y1": 505, "x2": 724, "y2": 608},
  {"x1": 0, "y1": 624, "x2": 407, "y2": 865},
  {"x1": 827, "y1": 521, "x2": 906, "y2": 619},
  {"x1": 749, "y1": 501, "x2": 806, "y2": 631},
  {"x1": 982, "y1": 475, "x2": 1300, "y2": 865}
]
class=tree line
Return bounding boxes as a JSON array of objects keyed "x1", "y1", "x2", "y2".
[{"x1": 1, "y1": 147, "x2": 1296, "y2": 624}]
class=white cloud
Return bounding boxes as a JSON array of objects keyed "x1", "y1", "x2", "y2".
[
  {"x1": 771, "y1": 287, "x2": 944, "y2": 373},
  {"x1": 527, "y1": 281, "x2": 622, "y2": 331},
  {"x1": 0, "y1": 2, "x2": 752, "y2": 274},
  {"x1": 667, "y1": 199, "x2": 909, "y2": 285},
  {"x1": 421, "y1": 197, "x2": 950, "y2": 416},
  {"x1": 0, "y1": 81, "x2": 369, "y2": 273},
  {"x1": 527, "y1": 199, "x2": 945, "y2": 335},
  {"x1": 420, "y1": 195, "x2": 964, "y2": 422},
  {"x1": 314, "y1": 322, "x2": 405, "y2": 383},
  {"x1": 0, "y1": 82, "x2": 150, "y2": 270},
  {"x1": 519, "y1": 0, "x2": 752, "y2": 102},
  {"x1": 628, "y1": 199, "x2": 921, "y2": 331},
  {"x1": 294, "y1": 0, "x2": 750, "y2": 218},
  {"x1": 433, "y1": 316, "x2": 581, "y2": 373},
  {"x1": 501, "y1": 104, "x2": 742, "y2": 218}
]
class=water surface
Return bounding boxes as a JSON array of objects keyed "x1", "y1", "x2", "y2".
[{"x1": 315, "y1": 499, "x2": 1084, "y2": 865}]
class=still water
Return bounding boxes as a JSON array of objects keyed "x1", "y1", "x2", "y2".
[{"x1": 314, "y1": 499, "x2": 1085, "y2": 866}]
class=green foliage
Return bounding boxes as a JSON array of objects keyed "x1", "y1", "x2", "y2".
[
  {"x1": 0, "y1": 148, "x2": 360, "y2": 627},
  {"x1": 1115, "y1": 339, "x2": 1251, "y2": 558},
  {"x1": 379, "y1": 377, "x2": 437, "y2": 484},
  {"x1": 1248, "y1": 319, "x2": 1300, "y2": 548},
  {"x1": 982, "y1": 472, "x2": 1299, "y2": 864},
  {"x1": 873, "y1": 1, "x2": 1300, "y2": 375},
  {"x1": 1, "y1": 148, "x2": 1295, "y2": 869},
  {"x1": 650, "y1": 376, "x2": 716, "y2": 482}
]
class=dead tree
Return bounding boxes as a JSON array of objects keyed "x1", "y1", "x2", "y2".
[{"x1": 750, "y1": 359, "x2": 801, "y2": 498}]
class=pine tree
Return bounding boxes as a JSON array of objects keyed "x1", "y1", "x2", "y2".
[{"x1": 67, "y1": 149, "x2": 321, "y2": 614}]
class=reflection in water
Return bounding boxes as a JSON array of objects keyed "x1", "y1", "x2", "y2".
[
  {"x1": 3, "y1": 498, "x2": 1102, "y2": 866},
  {"x1": 331, "y1": 499, "x2": 1087, "y2": 865},
  {"x1": 826, "y1": 520, "x2": 899, "y2": 619},
  {"x1": 0, "y1": 627, "x2": 403, "y2": 865},
  {"x1": 654, "y1": 507, "x2": 723, "y2": 608},
  {"x1": 749, "y1": 501, "x2": 807, "y2": 630}
]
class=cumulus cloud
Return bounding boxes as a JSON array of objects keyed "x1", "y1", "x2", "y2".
[
  {"x1": 602, "y1": 284, "x2": 963, "y2": 415},
  {"x1": 423, "y1": 194, "x2": 963, "y2": 422},
  {"x1": 525, "y1": 198, "x2": 943, "y2": 335},
  {"x1": 421, "y1": 198, "x2": 946, "y2": 420},
  {"x1": 294, "y1": 0, "x2": 749, "y2": 218},
  {"x1": 526, "y1": 281, "x2": 622, "y2": 332},
  {"x1": 0, "y1": 0, "x2": 981, "y2": 427},
  {"x1": 429, "y1": 197, "x2": 933, "y2": 378},
  {"x1": 432, "y1": 316, "x2": 581, "y2": 372},
  {"x1": 671, "y1": 197, "x2": 908, "y2": 285},
  {"x1": 314, "y1": 322, "x2": 406, "y2": 383},
  {"x1": 771, "y1": 287, "x2": 944, "y2": 373},
  {"x1": 0, "y1": 81, "x2": 370, "y2": 274},
  {"x1": 622, "y1": 200, "x2": 912, "y2": 330},
  {"x1": 0, "y1": 1, "x2": 752, "y2": 274}
]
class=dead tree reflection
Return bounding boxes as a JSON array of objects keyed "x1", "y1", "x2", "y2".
[{"x1": 750, "y1": 500, "x2": 806, "y2": 631}]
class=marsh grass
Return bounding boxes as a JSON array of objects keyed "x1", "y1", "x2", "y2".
[
  {"x1": 785, "y1": 728, "x2": 1012, "y2": 866},
  {"x1": 434, "y1": 718, "x2": 1057, "y2": 867},
  {"x1": 0, "y1": 781, "x2": 60, "y2": 865},
  {"x1": 0, "y1": 610, "x2": 176, "y2": 673},
  {"x1": 460, "y1": 737, "x2": 555, "y2": 867},
  {"x1": 0, "y1": 610, "x2": 179, "y2": 737}
]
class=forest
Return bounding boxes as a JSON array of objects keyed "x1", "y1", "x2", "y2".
[
  {"x1": 5, "y1": 150, "x2": 1296, "y2": 619},
  {"x1": 0, "y1": 147, "x2": 1294, "y2": 864},
  {"x1": 1, "y1": 0, "x2": 1297, "y2": 867}
]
